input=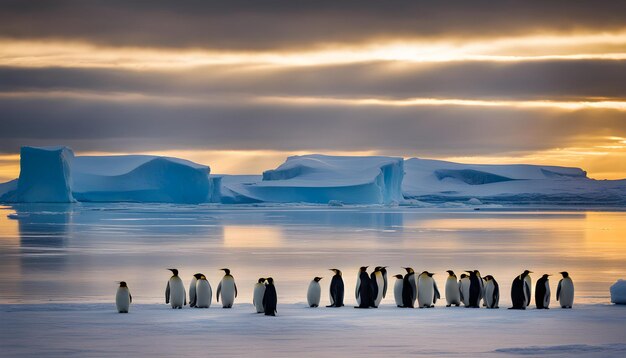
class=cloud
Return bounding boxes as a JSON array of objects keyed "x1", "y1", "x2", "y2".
[{"x1": 1, "y1": 1, "x2": 625, "y2": 50}]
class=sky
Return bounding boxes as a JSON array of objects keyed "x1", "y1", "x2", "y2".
[{"x1": 0, "y1": 0, "x2": 625, "y2": 180}]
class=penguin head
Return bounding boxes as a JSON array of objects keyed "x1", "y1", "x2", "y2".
[
  {"x1": 523, "y1": 270, "x2": 532, "y2": 275},
  {"x1": 541, "y1": 274, "x2": 551, "y2": 279},
  {"x1": 313, "y1": 277, "x2": 323, "y2": 282},
  {"x1": 359, "y1": 266, "x2": 369, "y2": 272},
  {"x1": 266, "y1": 277, "x2": 274, "y2": 284},
  {"x1": 560, "y1": 271, "x2": 569, "y2": 278},
  {"x1": 329, "y1": 268, "x2": 342, "y2": 276},
  {"x1": 200, "y1": 275, "x2": 207, "y2": 280},
  {"x1": 394, "y1": 274, "x2": 404, "y2": 279},
  {"x1": 460, "y1": 273, "x2": 468, "y2": 279},
  {"x1": 167, "y1": 268, "x2": 179, "y2": 276},
  {"x1": 446, "y1": 270, "x2": 455, "y2": 276},
  {"x1": 484, "y1": 275, "x2": 494, "y2": 281},
  {"x1": 119, "y1": 281, "x2": 128, "y2": 287},
  {"x1": 220, "y1": 268, "x2": 231, "y2": 275},
  {"x1": 426, "y1": 272, "x2": 435, "y2": 277},
  {"x1": 258, "y1": 278, "x2": 266, "y2": 283},
  {"x1": 193, "y1": 273, "x2": 203, "y2": 279},
  {"x1": 474, "y1": 270, "x2": 481, "y2": 277},
  {"x1": 403, "y1": 267, "x2": 414, "y2": 273},
  {"x1": 465, "y1": 270, "x2": 476, "y2": 277},
  {"x1": 374, "y1": 266, "x2": 382, "y2": 272}
]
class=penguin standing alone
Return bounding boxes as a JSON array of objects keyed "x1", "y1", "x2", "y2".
[
  {"x1": 165, "y1": 268, "x2": 186, "y2": 309},
  {"x1": 510, "y1": 270, "x2": 532, "y2": 309},
  {"x1": 465, "y1": 270, "x2": 482, "y2": 308},
  {"x1": 327, "y1": 269, "x2": 345, "y2": 307},
  {"x1": 307, "y1": 277, "x2": 322, "y2": 307},
  {"x1": 535, "y1": 274, "x2": 551, "y2": 309},
  {"x1": 557, "y1": 271, "x2": 574, "y2": 308},
  {"x1": 262, "y1": 277, "x2": 277, "y2": 316},
  {"x1": 216, "y1": 268, "x2": 237, "y2": 308},
  {"x1": 401, "y1": 267, "x2": 417, "y2": 308},
  {"x1": 189, "y1": 273, "x2": 202, "y2": 308},
  {"x1": 459, "y1": 273, "x2": 470, "y2": 307},
  {"x1": 116, "y1": 281, "x2": 132, "y2": 313},
  {"x1": 253, "y1": 278, "x2": 266, "y2": 313},
  {"x1": 393, "y1": 274, "x2": 404, "y2": 307},
  {"x1": 483, "y1": 275, "x2": 500, "y2": 309},
  {"x1": 355, "y1": 266, "x2": 375, "y2": 308},
  {"x1": 195, "y1": 275, "x2": 212, "y2": 308},
  {"x1": 417, "y1": 271, "x2": 440, "y2": 308},
  {"x1": 445, "y1": 270, "x2": 461, "y2": 307}
]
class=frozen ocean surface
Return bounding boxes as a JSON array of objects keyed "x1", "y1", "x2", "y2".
[{"x1": 1, "y1": 203, "x2": 625, "y2": 356}]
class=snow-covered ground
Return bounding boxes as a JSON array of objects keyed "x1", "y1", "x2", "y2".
[{"x1": 1, "y1": 303, "x2": 625, "y2": 357}]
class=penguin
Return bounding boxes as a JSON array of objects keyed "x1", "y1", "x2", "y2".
[
  {"x1": 165, "y1": 268, "x2": 186, "y2": 309},
  {"x1": 372, "y1": 266, "x2": 387, "y2": 307},
  {"x1": 465, "y1": 270, "x2": 482, "y2": 308},
  {"x1": 262, "y1": 277, "x2": 277, "y2": 316},
  {"x1": 523, "y1": 270, "x2": 533, "y2": 307},
  {"x1": 327, "y1": 269, "x2": 345, "y2": 307},
  {"x1": 393, "y1": 274, "x2": 404, "y2": 307},
  {"x1": 444, "y1": 270, "x2": 460, "y2": 307},
  {"x1": 307, "y1": 277, "x2": 322, "y2": 308},
  {"x1": 459, "y1": 273, "x2": 471, "y2": 307},
  {"x1": 194, "y1": 275, "x2": 212, "y2": 308},
  {"x1": 216, "y1": 268, "x2": 237, "y2": 308},
  {"x1": 115, "y1": 281, "x2": 132, "y2": 313},
  {"x1": 189, "y1": 273, "x2": 202, "y2": 308},
  {"x1": 401, "y1": 267, "x2": 417, "y2": 308},
  {"x1": 510, "y1": 270, "x2": 532, "y2": 309},
  {"x1": 557, "y1": 271, "x2": 574, "y2": 308},
  {"x1": 417, "y1": 271, "x2": 440, "y2": 308},
  {"x1": 535, "y1": 274, "x2": 551, "y2": 309},
  {"x1": 355, "y1": 266, "x2": 375, "y2": 308},
  {"x1": 253, "y1": 278, "x2": 266, "y2": 313},
  {"x1": 483, "y1": 275, "x2": 500, "y2": 309}
]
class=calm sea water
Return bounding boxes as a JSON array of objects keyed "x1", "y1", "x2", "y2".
[{"x1": 1, "y1": 203, "x2": 624, "y2": 306}]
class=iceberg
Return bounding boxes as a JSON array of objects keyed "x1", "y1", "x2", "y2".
[
  {"x1": 1, "y1": 146, "x2": 75, "y2": 203},
  {"x1": 220, "y1": 155, "x2": 404, "y2": 204},
  {"x1": 403, "y1": 158, "x2": 626, "y2": 205}
]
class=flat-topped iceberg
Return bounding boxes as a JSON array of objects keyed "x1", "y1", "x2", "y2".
[{"x1": 221, "y1": 155, "x2": 404, "y2": 204}]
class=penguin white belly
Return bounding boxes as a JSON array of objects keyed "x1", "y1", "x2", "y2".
[
  {"x1": 460, "y1": 279, "x2": 470, "y2": 306},
  {"x1": 394, "y1": 280, "x2": 403, "y2": 307},
  {"x1": 195, "y1": 280, "x2": 212, "y2": 308},
  {"x1": 355, "y1": 275, "x2": 362, "y2": 306},
  {"x1": 543, "y1": 281, "x2": 551, "y2": 308},
  {"x1": 168, "y1": 277, "x2": 186, "y2": 308},
  {"x1": 188, "y1": 277, "x2": 197, "y2": 307},
  {"x1": 445, "y1": 277, "x2": 460, "y2": 306},
  {"x1": 560, "y1": 279, "x2": 574, "y2": 307},
  {"x1": 253, "y1": 284, "x2": 266, "y2": 313},
  {"x1": 116, "y1": 287, "x2": 131, "y2": 313},
  {"x1": 484, "y1": 282, "x2": 497, "y2": 308},
  {"x1": 219, "y1": 277, "x2": 236, "y2": 308},
  {"x1": 524, "y1": 276, "x2": 532, "y2": 306},
  {"x1": 480, "y1": 278, "x2": 486, "y2": 306},
  {"x1": 375, "y1": 274, "x2": 385, "y2": 306},
  {"x1": 417, "y1": 276, "x2": 434, "y2": 307},
  {"x1": 307, "y1": 281, "x2": 321, "y2": 307}
]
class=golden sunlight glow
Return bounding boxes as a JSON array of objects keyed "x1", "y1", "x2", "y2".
[
  {"x1": 223, "y1": 226, "x2": 283, "y2": 248},
  {"x1": 1, "y1": 30, "x2": 626, "y2": 69}
]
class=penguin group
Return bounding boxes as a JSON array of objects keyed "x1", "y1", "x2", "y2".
[{"x1": 115, "y1": 268, "x2": 575, "y2": 314}]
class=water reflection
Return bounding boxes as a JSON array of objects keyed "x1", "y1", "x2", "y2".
[{"x1": 223, "y1": 226, "x2": 283, "y2": 248}]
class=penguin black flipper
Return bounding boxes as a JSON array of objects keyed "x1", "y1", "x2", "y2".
[
  {"x1": 383, "y1": 273, "x2": 388, "y2": 299},
  {"x1": 493, "y1": 281, "x2": 500, "y2": 308},
  {"x1": 434, "y1": 281, "x2": 441, "y2": 304},
  {"x1": 129, "y1": 292, "x2": 132, "y2": 303},
  {"x1": 165, "y1": 281, "x2": 170, "y2": 304},
  {"x1": 190, "y1": 290, "x2": 196, "y2": 308},
  {"x1": 234, "y1": 282, "x2": 238, "y2": 298},
  {"x1": 557, "y1": 280, "x2": 562, "y2": 301},
  {"x1": 216, "y1": 281, "x2": 222, "y2": 302}
]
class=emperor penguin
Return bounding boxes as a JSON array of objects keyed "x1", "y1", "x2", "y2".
[
  {"x1": 523, "y1": 270, "x2": 533, "y2": 306},
  {"x1": 355, "y1": 266, "x2": 375, "y2": 308},
  {"x1": 483, "y1": 275, "x2": 500, "y2": 309},
  {"x1": 535, "y1": 274, "x2": 551, "y2": 309},
  {"x1": 327, "y1": 269, "x2": 345, "y2": 307},
  {"x1": 372, "y1": 266, "x2": 387, "y2": 307},
  {"x1": 307, "y1": 277, "x2": 322, "y2": 308},
  {"x1": 262, "y1": 277, "x2": 277, "y2": 316},
  {"x1": 195, "y1": 275, "x2": 212, "y2": 308},
  {"x1": 459, "y1": 273, "x2": 470, "y2": 307},
  {"x1": 417, "y1": 271, "x2": 440, "y2": 308},
  {"x1": 401, "y1": 267, "x2": 417, "y2": 308},
  {"x1": 445, "y1": 270, "x2": 461, "y2": 307},
  {"x1": 465, "y1": 270, "x2": 482, "y2": 308},
  {"x1": 557, "y1": 271, "x2": 574, "y2": 308},
  {"x1": 116, "y1": 281, "x2": 132, "y2": 313},
  {"x1": 189, "y1": 273, "x2": 202, "y2": 308},
  {"x1": 253, "y1": 278, "x2": 266, "y2": 313},
  {"x1": 393, "y1": 274, "x2": 404, "y2": 307},
  {"x1": 216, "y1": 268, "x2": 237, "y2": 308},
  {"x1": 165, "y1": 268, "x2": 186, "y2": 309},
  {"x1": 510, "y1": 270, "x2": 532, "y2": 309}
]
